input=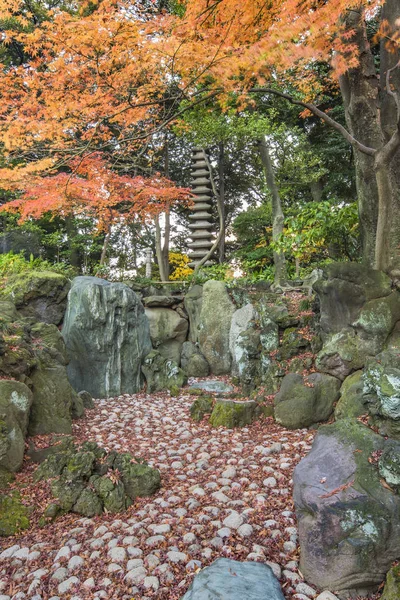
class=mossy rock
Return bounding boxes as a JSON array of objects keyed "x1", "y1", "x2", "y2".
[
  {"x1": 92, "y1": 475, "x2": 127, "y2": 513},
  {"x1": 190, "y1": 396, "x2": 214, "y2": 422},
  {"x1": 0, "y1": 270, "x2": 70, "y2": 325},
  {"x1": 381, "y1": 565, "x2": 400, "y2": 600},
  {"x1": 50, "y1": 479, "x2": 85, "y2": 511},
  {"x1": 0, "y1": 492, "x2": 30, "y2": 536},
  {"x1": 259, "y1": 404, "x2": 274, "y2": 418},
  {"x1": 142, "y1": 350, "x2": 187, "y2": 393},
  {"x1": 73, "y1": 488, "x2": 103, "y2": 517},
  {"x1": 43, "y1": 502, "x2": 62, "y2": 521},
  {"x1": 115, "y1": 459, "x2": 161, "y2": 500},
  {"x1": 78, "y1": 390, "x2": 95, "y2": 409},
  {"x1": 63, "y1": 451, "x2": 96, "y2": 482},
  {"x1": 379, "y1": 441, "x2": 400, "y2": 489},
  {"x1": 210, "y1": 400, "x2": 261, "y2": 428},
  {"x1": 34, "y1": 450, "x2": 72, "y2": 482},
  {"x1": 335, "y1": 370, "x2": 367, "y2": 420},
  {"x1": 0, "y1": 466, "x2": 14, "y2": 491}
]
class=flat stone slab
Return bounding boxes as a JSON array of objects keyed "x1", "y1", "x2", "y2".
[
  {"x1": 181, "y1": 558, "x2": 285, "y2": 600},
  {"x1": 190, "y1": 380, "x2": 234, "y2": 393}
]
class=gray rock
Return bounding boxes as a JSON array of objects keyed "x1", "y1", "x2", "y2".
[
  {"x1": 143, "y1": 296, "x2": 181, "y2": 308},
  {"x1": 362, "y1": 352, "x2": 400, "y2": 438},
  {"x1": 77, "y1": 391, "x2": 94, "y2": 409},
  {"x1": 313, "y1": 263, "x2": 392, "y2": 336},
  {"x1": 0, "y1": 270, "x2": 70, "y2": 325},
  {"x1": 229, "y1": 304, "x2": 258, "y2": 376},
  {"x1": 63, "y1": 277, "x2": 152, "y2": 397},
  {"x1": 180, "y1": 558, "x2": 285, "y2": 600},
  {"x1": 190, "y1": 380, "x2": 234, "y2": 394},
  {"x1": 293, "y1": 419, "x2": 400, "y2": 597},
  {"x1": 0, "y1": 380, "x2": 32, "y2": 472},
  {"x1": 334, "y1": 371, "x2": 366, "y2": 420},
  {"x1": 274, "y1": 372, "x2": 341, "y2": 429},
  {"x1": 199, "y1": 281, "x2": 235, "y2": 375},
  {"x1": 145, "y1": 307, "x2": 188, "y2": 365},
  {"x1": 316, "y1": 330, "x2": 371, "y2": 381},
  {"x1": 181, "y1": 342, "x2": 209, "y2": 377},
  {"x1": 142, "y1": 350, "x2": 187, "y2": 393},
  {"x1": 184, "y1": 286, "x2": 203, "y2": 344}
]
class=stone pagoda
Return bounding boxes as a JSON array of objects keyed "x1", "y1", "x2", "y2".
[{"x1": 188, "y1": 147, "x2": 215, "y2": 268}]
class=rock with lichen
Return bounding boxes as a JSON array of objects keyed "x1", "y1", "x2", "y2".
[
  {"x1": 210, "y1": 399, "x2": 262, "y2": 428},
  {"x1": 293, "y1": 419, "x2": 400, "y2": 597},
  {"x1": 142, "y1": 350, "x2": 187, "y2": 393}
]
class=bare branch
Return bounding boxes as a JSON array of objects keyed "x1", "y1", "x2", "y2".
[{"x1": 250, "y1": 87, "x2": 377, "y2": 157}]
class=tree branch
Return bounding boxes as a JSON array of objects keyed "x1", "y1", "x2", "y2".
[{"x1": 250, "y1": 87, "x2": 377, "y2": 157}]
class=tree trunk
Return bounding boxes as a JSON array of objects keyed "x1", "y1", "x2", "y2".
[
  {"x1": 155, "y1": 214, "x2": 168, "y2": 282},
  {"x1": 379, "y1": 0, "x2": 400, "y2": 273},
  {"x1": 339, "y1": 12, "x2": 381, "y2": 268},
  {"x1": 99, "y1": 229, "x2": 111, "y2": 267},
  {"x1": 218, "y1": 142, "x2": 226, "y2": 263},
  {"x1": 65, "y1": 216, "x2": 82, "y2": 271},
  {"x1": 258, "y1": 136, "x2": 287, "y2": 286}
]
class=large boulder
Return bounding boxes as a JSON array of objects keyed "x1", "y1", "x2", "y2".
[
  {"x1": 145, "y1": 307, "x2": 188, "y2": 365},
  {"x1": 0, "y1": 380, "x2": 32, "y2": 472},
  {"x1": 0, "y1": 270, "x2": 70, "y2": 325},
  {"x1": 142, "y1": 350, "x2": 187, "y2": 393},
  {"x1": 274, "y1": 372, "x2": 341, "y2": 429},
  {"x1": 62, "y1": 277, "x2": 152, "y2": 398},
  {"x1": 293, "y1": 419, "x2": 400, "y2": 597},
  {"x1": 313, "y1": 263, "x2": 392, "y2": 336},
  {"x1": 199, "y1": 281, "x2": 235, "y2": 375},
  {"x1": 181, "y1": 558, "x2": 285, "y2": 600},
  {"x1": 184, "y1": 285, "x2": 203, "y2": 343},
  {"x1": 181, "y1": 341, "x2": 210, "y2": 377},
  {"x1": 28, "y1": 322, "x2": 83, "y2": 435}
]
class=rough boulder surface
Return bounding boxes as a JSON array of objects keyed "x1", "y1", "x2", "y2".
[
  {"x1": 62, "y1": 276, "x2": 152, "y2": 397},
  {"x1": 210, "y1": 399, "x2": 261, "y2": 428},
  {"x1": 274, "y1": 372, "x2": 341, "y2": 429},
  {"x1": 145, "y1": 306, "x2": 188, "y2": 365},
  {"x1": 0, "y1": 270, "x2": 70, "y2": 325},
  {"x1": 141, "y1": 350, "x2": 187, "y2": 393},
  {"x1": 199, "y1": 280, "x2": 235, "y2": 375},
  {"x1": 181, "y1": 341, "x2": 210, "y2": 377},
  {"x1": 181, "y1": 558, "x2": 285, "y2": 600},
  {"x1": 0, "y1": 380, "x2": 33, "y2": 472},
  {"x1": 293, "y1": 419, "x2": 400, "y2": 597}
]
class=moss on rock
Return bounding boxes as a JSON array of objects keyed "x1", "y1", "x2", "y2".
[
  {"x1": 381, "y1": 565, "x2": 400, "y2": 600},
  {"x1": 0, "y1": 492, "x2": 30, "y2": 536},
  {"x1": 190, "y1": 396, "x2": 214, "y2": 422},
  {"x1": 210, "y1": 400, "x2": 261, "y2": 428}
]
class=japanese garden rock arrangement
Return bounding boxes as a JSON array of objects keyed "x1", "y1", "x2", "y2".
[
  {"x1": 34, "y1": 438, "x2": 161, "y2": 519},
  {"x1": 0, "y1": 391, "x2": 318, "y2": 599},
  {"x1": 62, "y1": 276, "x2": 152, "y2": 397}
]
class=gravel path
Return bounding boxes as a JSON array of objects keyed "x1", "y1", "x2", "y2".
[{"x1": 0, "y1": 389, "x2": 317, "y2": 600}]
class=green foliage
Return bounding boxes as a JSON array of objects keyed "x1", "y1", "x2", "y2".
[
  {"x1": 272, "y1": 201, "x2": 359, "y2": 263},
  {"x1": 0, "y1": 252, "x2": 76, "y2": 278}
]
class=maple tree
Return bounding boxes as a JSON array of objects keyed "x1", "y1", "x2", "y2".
[
  {"x1": 0, "y1": 0, "x2": 399, "y2": 272},
  {"x1": 0, "y1": 154, "x2": 191, "y2": 265}
]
